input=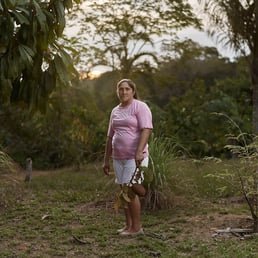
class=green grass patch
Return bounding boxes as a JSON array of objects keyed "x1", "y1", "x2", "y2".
[{"x1": 0, "y1": 161, "x2": 257, "y2": 257}]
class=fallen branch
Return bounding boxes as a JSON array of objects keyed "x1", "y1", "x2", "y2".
[
  {"x1": 212, "y1": 227, "x2": 253, "y2": 238},
  {"x1": 146, "y1": 232, "x2": 166, "y2": 240},
  {"x1": 215, "y1": 228, "x2": 253, "y2": 234},
  {"x1": 72, "y1": 235, "x2": 89, "y2": 245}
]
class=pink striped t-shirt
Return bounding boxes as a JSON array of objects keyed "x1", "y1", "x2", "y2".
[{"x1": 107, "y1": 99, "x2": 153, "y2": 159}]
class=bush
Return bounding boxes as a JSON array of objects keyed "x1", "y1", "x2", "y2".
[{"x1": 144, "y1": 136, "x2": 187, "y2": 209}]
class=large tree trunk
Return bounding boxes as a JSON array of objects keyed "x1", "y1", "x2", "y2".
[
  {"x1": 252, "y1": 54, "x2": 258, "y2": 133},
  {"x1": 252, "y1": 77, "x2": 258, "y2": 134},
  {"x1": 253, "y1": 2, "x2": 258, "y2": 133},
  {"x1": 252, "y1": 61, "x2": 258, "y2": 133}
]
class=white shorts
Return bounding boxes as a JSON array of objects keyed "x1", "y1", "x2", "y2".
[{"x1": 113, "y1": 157, "x2": 149, "y2": 184}]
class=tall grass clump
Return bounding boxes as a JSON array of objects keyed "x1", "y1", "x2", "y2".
[
  {"x1": 144, "y1": 136, "x2": 186, "y2": 210},
  {"x1": 0, "y1": 148, "x2": 22, "y2": 210},
  {"x1": 0, "y1": 149, "x2": 17, "y2": 176}
]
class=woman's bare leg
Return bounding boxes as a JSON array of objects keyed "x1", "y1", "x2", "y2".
[
  {"x1": 123, "y1": 207, "x2": 132, "y2": 230},
  {"x1": 118, "y1": 184, "x2": 132, "y2": 232},
  {"x1": 128, "y1": 195, "x2": 141, "y2": 232}
]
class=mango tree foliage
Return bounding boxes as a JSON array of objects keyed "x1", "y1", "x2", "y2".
[
  {"x1": 66, "y1": 0, "x2": 201, "y2": 77},
  {"x1": 197, "y1": 0, "x2": 258, "y2": 133},
  {"x1": 0, "y1": 0, "x2": 80, "y2": 111}
]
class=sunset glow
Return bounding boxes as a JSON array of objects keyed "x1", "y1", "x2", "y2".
[{"x1": 89, "y1": 70, "x2": 102, "y2": 79}]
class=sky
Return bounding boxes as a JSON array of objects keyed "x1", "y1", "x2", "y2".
[
  {"x1": 65, "y1": 0, "x2": 238, "y2": 74},
  {"x1": 183, "y1": 0, "x2": 237, "y2": 60},
  {"x1": 177, "y1": 27, "x2": 237, "y2": 60}
]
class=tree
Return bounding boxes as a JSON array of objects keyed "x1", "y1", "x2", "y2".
[
  {"x1": 153, "y1": 40, "x2": 234, "y2": 106},
  {"x1": 197, "y1": 0, "x2": 258, "y2": 133},
  {"x1": 151, "y1": 41, "x2": 251, "y2": 156},
  {"x1": 196, "y1": 0, "x2": 258, "y2": 232},
  {"x1": 66, "y1": 0, "x2": 201, "y2": 77},
  {"x1": 0, "y1": 0, "x2": 79, "y2": 111}
]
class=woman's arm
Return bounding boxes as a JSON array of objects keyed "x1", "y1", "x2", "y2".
[
  {"x1": 103, "y1": 136, "x2": 112, "y2": 175},
  {"x1": 135, "y1": 128, "x2": 152, "y2": 166}
]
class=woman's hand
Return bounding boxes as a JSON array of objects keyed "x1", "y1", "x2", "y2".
[
  {"x1": 103, "y1": 163, "x2": 110, "y2": 175},
  {"x1": 135, "y1": 151, "x2": 144, "y2": 167},
  {"x1": 135, "y1": 128, "x2": 152, "y2": 166}
]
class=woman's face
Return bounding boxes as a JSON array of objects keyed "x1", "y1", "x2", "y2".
[{"x1": 117, "y1": 82, "x2": 135, "y2": 106}]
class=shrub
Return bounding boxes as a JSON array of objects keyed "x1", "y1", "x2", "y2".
[{"x1": 143, "y1": 136, "x2": 186, "y2": 209}]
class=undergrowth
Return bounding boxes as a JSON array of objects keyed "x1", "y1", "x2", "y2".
[{"x1": 0, "y1": 161, "x2": 257, "y2": 258}]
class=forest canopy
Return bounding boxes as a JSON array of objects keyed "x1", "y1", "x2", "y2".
[{"x1": 0, "y1": 0, "x2": 253, "y2": 169}]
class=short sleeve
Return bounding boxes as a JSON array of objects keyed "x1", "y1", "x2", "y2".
[{"x1": 136, "y1": 101, "x2": 153, "y2": 129}]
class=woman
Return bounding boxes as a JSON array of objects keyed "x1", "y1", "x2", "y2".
[{"x1": 103, "y1": 79, "x2": 153, "y2": 236}]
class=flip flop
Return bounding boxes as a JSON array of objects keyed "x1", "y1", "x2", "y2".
[
  {"x1": 119, "y1": 228, "x2": 144, "y2": 236},
  {"x1": 117, "y1": 227, "x2": 127, "y2": 233}
]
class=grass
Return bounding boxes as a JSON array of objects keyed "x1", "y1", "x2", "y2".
[{"x1": 0, "y1": 159, "x2": 257, "y2": 258}]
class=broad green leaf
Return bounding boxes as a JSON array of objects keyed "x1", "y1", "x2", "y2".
[
  {"x1": 0, "y1": 78, "x2": 12, "y2": 102},
  {"x1": 5, "y1": 0, "x2": 16, "y2": 8},
  {"x1": 0, "y1": 58, "x2": 8, "y2": 77},
  {"x1": 0, "y1": 0, "x2": 81, "y2": 109},
  {"x1": 41, "y1": 65, "x2": 56, "y2": 94},
  {"x1": 53, "y1": 55, "x2": 70, "y2": 85},
  {"x1": 32, "y1": 0, "x2": 47, "y2": 32},
  {"x1": 7, "y1": 54, "x2": 20, "y2": 79},
  {"x1": 12, "y1": 10, "x2": 30, "y2": 25},
  {"x1": 64, "y1": 0, "x2": 73, "y2": 10},
  {"x1": 58, "y1": 47, "x2": 78, "y2": 76},
  {"x1": 16, "y1": 6, "x2": 30, "y2": 17},
  {"x1": 18, "y1": 45, "x2": 34, "y2": 64},
  {"x1": 54, "y1": 0, "x2": 65, "y2": 36}
]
